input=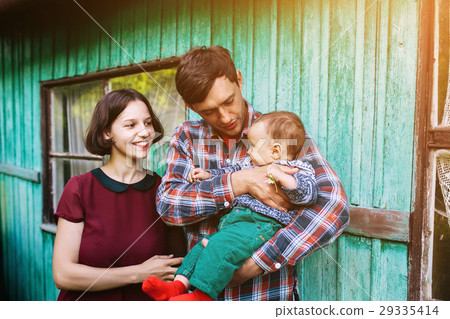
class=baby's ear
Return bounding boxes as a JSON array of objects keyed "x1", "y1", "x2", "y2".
[{"x1": 271, "y1": 143, "x2": 282, "y2": 160}]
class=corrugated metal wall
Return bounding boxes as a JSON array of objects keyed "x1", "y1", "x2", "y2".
[{"x1": 0, "y1": 0, "x2": 418, "y2": 300}]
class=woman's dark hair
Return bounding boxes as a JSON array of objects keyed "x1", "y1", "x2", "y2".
[
  {"x1": 175, "y1": 45, "x2": 238, "y2": 105},
  {"x1": 84, "y1": 88, "x2": 164, "y2": 156}
]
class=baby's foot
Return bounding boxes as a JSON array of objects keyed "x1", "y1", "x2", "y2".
[
  {"x1": 168, "y1": 289, "x2": 214, "y2": 301},
  {"x1": 142, "y1": 277, "x2": 187, "y2": 301}
]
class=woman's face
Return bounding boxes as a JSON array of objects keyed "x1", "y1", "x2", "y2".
[{"x1": 106, "y1": 100, "x2": 155, "y2": 161}]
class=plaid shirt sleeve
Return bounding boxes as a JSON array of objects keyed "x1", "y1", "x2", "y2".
[
  {"x1": 208, "y1": 163, "x2": 243, "y2": 176},
  {"x1": 252, "y1": 137, "x2": 350, "y2": 272},
  {"x1": 156, "y1": 125, "x2": 235, "y2": 226}
]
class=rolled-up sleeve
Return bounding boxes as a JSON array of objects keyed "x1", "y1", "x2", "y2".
[
  {"x1": 252, "y1": 141, "x2": 350, "y2": 272},
  {"x1": 156, "y1": 126, "x2": 234, "y2": 226}
]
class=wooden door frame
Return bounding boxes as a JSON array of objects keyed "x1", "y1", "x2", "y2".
[{"x1": 409, "y1": 0, "x2": 450, "y2": 300}]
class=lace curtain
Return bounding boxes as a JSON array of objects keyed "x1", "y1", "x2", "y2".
[{"x1": 436, "y1": 62, "x2": 450, "y2": 225}]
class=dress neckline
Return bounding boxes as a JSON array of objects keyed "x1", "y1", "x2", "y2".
[{"x1": 91, "y1": 168, "x2": 156, "y2": 193}]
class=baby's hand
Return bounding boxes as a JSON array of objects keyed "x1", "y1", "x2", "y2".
[
  {"x1": 265, "y1": 164, "x2": 285, "y2": 182},
  {"x1": 266, "y1": 164, "x2": 297, "y2": 189},
  {"x1": 188, "y1": 168, "x2": 211, "y2": 183}
]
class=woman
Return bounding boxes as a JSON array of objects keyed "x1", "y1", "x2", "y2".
[{"x1": 52, "y1": 88, "x2": 183, "y2": 300}]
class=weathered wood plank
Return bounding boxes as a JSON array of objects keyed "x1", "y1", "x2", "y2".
[
  {"x1": 109, "y1": 4, "x2": 122, "y2": 68},
  {"x1": 0, "y1": 177, "x2": 8, "y2": 297},
  {"x1": 23, "y1": 29, "x2": 34, "y2": 301},
  {"x1": 382, "y1": 0, "x2": 418, "y2": 211},
  {"x1": 370, "y1": 239, "x2": 383, "y2": 300},
  {"x1": 346, "y1": 206, "x2": 409, "y2": 242},
  {"x1": 161, "y1": 0, "x2": 177, "y2": 59},
  {"x1": 39, "y1": 12, "x2": 54, "y2": 81},
  {"x1": 326, "y1": 0, "x2": 356, "y2": 191},
  {"x1": 317, "y1": 0, "x2": 330, "y2": 156},
  {"x1": 373, "y1": 0, "x2": 389, "y2": 208},
  {"x1": 337, "y1": 234, "x2": 373, "y2": 301},
  {"x1": 372, "y1": 240, "x2": 408, "y2": 300},
  {"x1": 350, "y1": 0, "x2": 366, "y2": 205},
  {"x1": 299, "y1": 0, "x2": 321, "y2": 137},
  {"x1": 1, "y1": 177, "x2": 12, "y2": 298},
  {"x1": 2, "y1": 27, "x2": 16, "y2": 300},
  {"x1": 86, "y1": 3, "x2": 101, "y2": 74},
  {"x1": 133, "y1": 0, "x2": 148, "y2": 63},
  {"x1": 76, "y1": 15, "x2": 88, "y2": 76},
  {"x1": 191, "y1": 0, "x2": 211, "y2": 48},
  {"x1": 233, "y1": 0, "x2": 253, "y2": 104},
  {"x1": 15, "y1": 27, "x2": 29, "y2": 300},
  {"x1": 176, "y1": 0, "x2": 191, "y2": 56},
  {"x1": 291, "y1": 0, "x2": 302, "y2": 116},
  {"x1": 300, "y1": 242, "x2": 338, "y2": 300},
  {"x1": 42, "y1": 231, "x2": 58, "y2": 300},
  {"x1": 98, "y1": 0, "x2": 111, "y2": 71},
  {"x1": 147, "y1": 0, "x2": 162, "y2": 61},
  {"x1": 429, "y1": 128, "x2": 450, "y2": 148},
  {"x1": 359, "y1": 0, "x2": 378, "y2": 208},
  {"x1": 0, "y1": 163, "x2": 41, "y2": 183},
  {"x1": 252, "y1": 0, "x2": 272, "y2": 112},
  {"x1": 67, "y1": 6, "x2": 78, "y2": 78},
  {"x1": 53, "y1": 8, "x2": 68, "y2": 80},
  {"x1": 121, "y1": 2, "x2": 135, "y2": 66},
  {"x1": 13, "y1": 29, "x2": 23, "y2": 298},
  {"x1": 0, "y1": 27, "x2": 5, "y2": 164},
  {"x1": 276, "y1": 0, "x2": 294, "y2": 112},
  {"x1": 268, "y1": 0, "x2": 278, "y2": 110},
  {"x1": 211, "y1": 0, "x2": 233, "y2": 51},
  {"x1": 32, "y1": 23, "x2": 45, "y2": 300}
]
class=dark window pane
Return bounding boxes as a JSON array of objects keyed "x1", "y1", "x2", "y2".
[{"x1": 51, "y1": 81, "x2": 104, "y2": 154}]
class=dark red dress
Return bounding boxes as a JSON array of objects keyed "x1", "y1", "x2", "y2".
[{"x1": 54, "y1": 168, "x2": 167, "y2": 301}]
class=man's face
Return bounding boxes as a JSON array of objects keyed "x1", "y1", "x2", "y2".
[{"x1": 189, "y1": 72, "x2": 247, "y2": 139}]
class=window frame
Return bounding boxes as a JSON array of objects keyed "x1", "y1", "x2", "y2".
[
  {"x1": 409, "y1": 0, "x2": 450, "y2": 301},
  {"x1": 40, "y1": 57, "x2": 181, "y2": 226}
]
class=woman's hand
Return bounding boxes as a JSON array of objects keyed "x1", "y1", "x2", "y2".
[
  {"x1": 136, "y1": 255, "x2": 183, "y2": 282},
  {"x1": 53, "y1": 218, "x2": 183, "y2": 291}
]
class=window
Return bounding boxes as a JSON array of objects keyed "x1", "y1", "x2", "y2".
[
  {"x1": 41, "y1": 63, "x2": 185, "y2": 225},
  {"x1": 424, "y1": 0, "x2": 450, "y2": 301}
]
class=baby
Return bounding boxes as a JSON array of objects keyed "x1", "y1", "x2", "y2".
[{"x1": 143, "y1": 111, "x2": 318, "y2": 301}]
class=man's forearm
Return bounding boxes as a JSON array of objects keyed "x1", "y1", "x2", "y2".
[{"x1": 156, "y1": 174, "x2": 234, "y2": 226}]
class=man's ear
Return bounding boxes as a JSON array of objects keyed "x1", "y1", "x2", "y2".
[
  {"x1": 271, "y1": 143, "x2": 282, "y2": 160},
  {"x1": 236, "y1": 70, "x2": 243, "y2": 92},
  {"x1": 184, "y1": 99, "x2": 194, "y2": 111}
]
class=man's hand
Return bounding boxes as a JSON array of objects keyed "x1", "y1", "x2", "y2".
[
  {"x1": 231, "y1": 165, "x2": 299, "y2": 211},
  {"x1": 227, "y1": 257, "x2": 264, "y2": 287},
  {"x1": 201, "y1": 238, "x2": 264, "y2": 287}
]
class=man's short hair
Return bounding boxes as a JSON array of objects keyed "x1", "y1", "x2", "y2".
[
  {"x1": 84, "y1": 88, "x2": 164, "y2": 156},
  {"x1": 175, "y1": 45, "x2": 238, "y2": 105},
  {"x1": 255, "y1": 111, "x2": 306, "y2": 158}
]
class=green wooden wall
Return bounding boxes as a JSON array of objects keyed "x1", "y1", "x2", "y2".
[{"x1": 0, "y1": 0, "x2": 418, "y2": 300}]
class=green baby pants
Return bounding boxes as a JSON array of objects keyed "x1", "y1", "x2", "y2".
[{"x1": 175, "y1": 207, "x2": 282, "y2": 299}]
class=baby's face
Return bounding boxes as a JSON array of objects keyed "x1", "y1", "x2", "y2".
[{"x1": 246, "y1": 122, "x2": 275, "y2": 166}]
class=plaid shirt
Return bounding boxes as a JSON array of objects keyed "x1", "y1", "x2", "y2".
[{"x1": 156, "y1": 104, "x2": 350, "y2": 300}]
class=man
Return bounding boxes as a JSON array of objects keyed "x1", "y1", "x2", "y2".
[{"x1": 156, "y1": 45, "x2": 349, "y2": 300}]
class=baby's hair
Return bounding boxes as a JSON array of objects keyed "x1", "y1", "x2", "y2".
[{"x1": 254, "y1": 111, "x2": 305, "y2": 158}]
